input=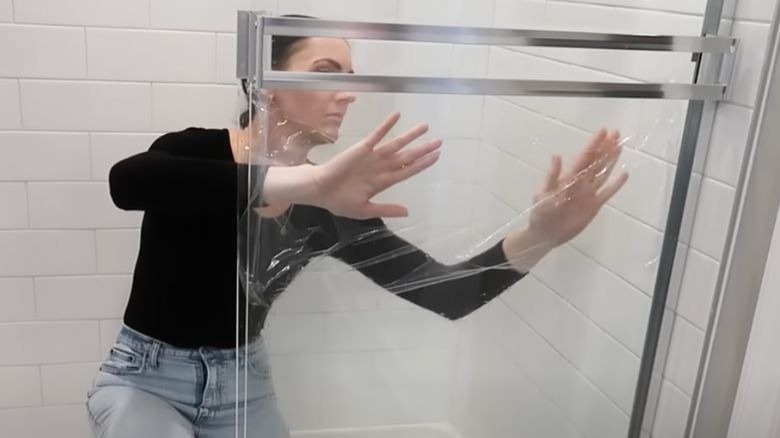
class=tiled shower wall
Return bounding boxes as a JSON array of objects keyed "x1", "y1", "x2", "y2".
[{"x1": 0, "y1": 0, "x2": 775, "y2": 437}]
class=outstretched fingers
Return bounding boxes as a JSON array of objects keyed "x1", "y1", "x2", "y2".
[
  {"x1": 376, "y1": 123, "x2": 431, "y2": 157},
  {"x1": 382, "y1": 149, "x2": 441, "y2": 189},
  {"x1": 391, "y1": 138, "x2": 443, "y2": 169},
  {"x1": 568, "y1": 128, "x2": 608, "y2": 177},
  {"x1": 542, "y1": 154, "x2": 563, "y2": 193},
  {"x1": 590, "y1": 144, "x2": 623, "y2": 190},
  {"x1": 596, "y1": 171, "x2": 629, "y2": 205},
  {"x1": 362, "y1": 112, "x2": 402, "y2": 149}
]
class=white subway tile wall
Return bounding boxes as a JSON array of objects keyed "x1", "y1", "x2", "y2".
[
  {"x1": 0, "y1": 366, "x2": 42, "y2": 408},
  {"x1": 27, "y1": 183, "x2": 142, "y2": 229},
  {"x1": 149, "y1": 0, "x2": 245, "y2": 32},
  {"x1": 34, "y1": 276, "x2": 131, "y2": 320},
  {"x1": 13, "y1": 0, "x2": 148, "y2": 28},
  {"x1": 20, "y1": 80, "x2": 153, "y2": 132},
  {"x1": 98, "y1": 319, "x2": 124, "y2": 357},
  {"x1": 86, "y1": 29, "x2": 217, "y2": 83},
  {"x1": 0, "y1": 24, "x2": 87, "y2": 79},
  {"x1": 448, "y1": 0, "x2": 775, "y2": 438},
  {"x1": 0, "y1": 79, "x2": 22, "y2": 129},
  {"x1": 0, "y1": 231, "x2": 97, "y2": 276},
  {"x1": 151, "y1": 83, "x2": 238, "y2": 132},
  {"x1": 0, "y1": 183, "x2": 28, "y2": 228},
  {"x1": 0, "y1": 405, "x2": 92, "y2": 438},
  {"x1": 0, "y1": 1, "x2": 773, "y2": 438},
  {"x1": 95, "y1": 229, "x2": 140, "y2": 274},
  {"x1": 0, "y1": 0, "x2": 11, "y2": 21},
  {"x1": 40, "y1": 363, "x2": 100, "y2": 405},
  {"x1": 0, "y1": 278, "x2": 35, "y2": 322},
  {"x1": 0, "y1": 132, "x2": 91, "y2": 181},
  {"x1": 277, "y1": 0, "x2": 397, "y2": 22},
  {"x1": 89, "y1": 133, "x2": 162, "y2": 180}
]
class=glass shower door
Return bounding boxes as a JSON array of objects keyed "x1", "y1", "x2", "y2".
[{"x1": 235, "y1": 8, "x2": 733, "y2": 438}]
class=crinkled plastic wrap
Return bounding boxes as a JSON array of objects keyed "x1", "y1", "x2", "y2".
[
  {"x1": 230, "y1": 16, "x2": 704, "y2": 438},
  {"x1": 235, "y1": 81, "x2": 642, "y2": 343}
]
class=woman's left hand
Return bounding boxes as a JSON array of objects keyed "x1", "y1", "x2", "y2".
[
  {"x1": 529, "y1": 128, "x2": 629, "y2": 244},
  {"x1": 503, "y1": 128, "x2": 629, "y2": 272}
]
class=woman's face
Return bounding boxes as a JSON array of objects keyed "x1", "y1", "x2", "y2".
[{"x1": 270, "y1": 37, "x2": 356, "y2": 141}]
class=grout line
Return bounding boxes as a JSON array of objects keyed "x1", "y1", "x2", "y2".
[
  {"x1": 93, "y1": 229, "x2": 99, "y2": 273},
  {"x1": 30, "y1": 273, "x2": 37, "y2": 319},
  {"x1": 477, "y1": 302, "x2": 630, "y2": 428},
  {"x1": 97, "y1": 319, "x2": 105, "y2": 355},
  {"x1": 486, "y1": 45, "x2": 756, "y2": 111},
  {"x1": 496, "y1": 46, "x2": 655, "y2": 84},
  {"x1": 0, "y1": 180, "x2": 121, "y2": 184},
  {"x1": 666, "y1": 301, "x2": 711, "y2": 335},
  {"x1": 477, "y1": 163, "x2": 722, "y2": 296},
  {"x1": 23, "y1": 181, "x2": 30, "y2": 228},
  {"x1": 0, "y1": 227, "x2": 139, "y2": 233},
  {"x1": 486, "y1": 93, "x2": 742, "y2": 190},
  {"x1": 0, "y1": 274, "x2": 132, "y2": 281},
  {"x1": 526, "y1": 270, "x2": 645, "y2": 359},
  {"x1": 0, "y1": 273, "x2": 131, "y2": 280},
  {"x1": 87, "y1": 133, "x2": 94, "y2": 180},
  {"x1": 149, "y1": 82, "x2": 155, "y2": 130},
  {"x1": 477, "y1": 176, "x2": 658, "y2": 295},
  {"x1": 657, "y1": 371, "x2": 696, "y2": 399},
  {"x1": 0, "y1": 401, "x2": 96, "y2": 410},
  {"x1": 493, "y1": 46, "x2": 649, "y2": 83},
  {"x1": 9, "y1": 20, "x2": 235, "y2": 33},
  {"x1": 16, "y1": 78, "x2": 23, "y2": 128},
  {"x1": 470, "y1": 176, "x2": 723, "y2": 327},
  {"x1": 6, "y1": 11, "x2": 773, "y2": 32},
  {"x1": 489, "y1": 94, "x2": 679, "y2": 163},
  {"x1": 0, "y1": 319, "x2": 111, "y2": 327},
  {"x1": 484, "y1": 141, "x2": 668, "y2": 239},
  {"x1": 497, "y1": 297, "x2": 636, "y2": 416},
  {"x1": 0, "y1": 76, "x2": 236, "y2": 87},
  {"x1": 0, "y1": 129, "x2": 164, "y2": 135},
  {"x1": 548, "y1": 0, "x2": 775, "y2": 25},
  {"x1": 546, "y1": 0, "x2": 704, "y2": 19},
  {"x1": 83, "y1": 26, "x2": 89, "y2": 79},
  {"x1": 37, "y1": 365, "x2": 44, "y2": 405},
  {"x1": 214, "y1": 32, "x2": 219, "y2": 82},
  {"x1": 725, "y1": 16, "x2": 778, "y2": 26}
]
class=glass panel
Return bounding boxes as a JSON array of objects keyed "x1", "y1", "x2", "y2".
[{"x1": 236, "y1": 7, "x2": 706, "y2": 438}]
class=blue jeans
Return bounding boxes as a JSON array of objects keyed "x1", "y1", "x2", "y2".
[{"x1": 86, "y1": 325, "x2": 289, "y2": 438}]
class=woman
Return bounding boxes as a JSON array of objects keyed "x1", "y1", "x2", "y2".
[{"x1": 86, "y1": 16, "x2": 628, "y2": 438}]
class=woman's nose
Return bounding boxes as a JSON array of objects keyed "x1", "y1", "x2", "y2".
[{"x1": 336, "y1": 91, "x2": 357, "y2": 103}]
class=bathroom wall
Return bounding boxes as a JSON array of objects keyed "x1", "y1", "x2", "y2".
[
  {"x1": 446, "y1": 1, "x2": 777, "y2": 438},
  {"x1": 0, "y1": 0, "x2": 775, "y2": 437},
  {"x1": 0, "y1": 0, "x2": 472, "y2": 435}
]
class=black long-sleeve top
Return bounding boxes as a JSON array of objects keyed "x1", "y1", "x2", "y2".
[{"x1": 109, "y1": 127, "x2": 525, "y2": 348}]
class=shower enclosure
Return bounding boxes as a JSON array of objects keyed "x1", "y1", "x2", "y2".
[{"x1": 235, "y1": 2, "x2": 736, "y2": 437}]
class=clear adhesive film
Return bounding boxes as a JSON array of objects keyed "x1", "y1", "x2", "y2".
[
  {"x1": 232, "y1": 18, "x2": 699, "y2": 438},
  {"x1": 232, "y1": 27, "x2": 699, "y2": 336},
  {"x1": 230, "y1": 81, "x2": 679, "y2": 329}
]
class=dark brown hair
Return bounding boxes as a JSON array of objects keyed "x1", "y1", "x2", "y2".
[{"x1": 240, "y1": 14, "x2": 316, "y2": 128}]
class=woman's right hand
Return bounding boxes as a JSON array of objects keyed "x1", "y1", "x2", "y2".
[
  {"x1": 263, "y1": 112, "x2": 442, "y2": 220},
  {"x1": 310, "y1": 112, "x2": 442, "y2": 219}
]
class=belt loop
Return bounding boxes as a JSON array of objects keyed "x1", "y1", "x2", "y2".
[{"x1": 149, "y1": 342, "x2": 161, "y2": 369}]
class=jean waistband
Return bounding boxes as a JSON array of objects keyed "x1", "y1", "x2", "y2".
[{"x1": 116, "y1": 324, "x2": 266, "y2": 360}]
